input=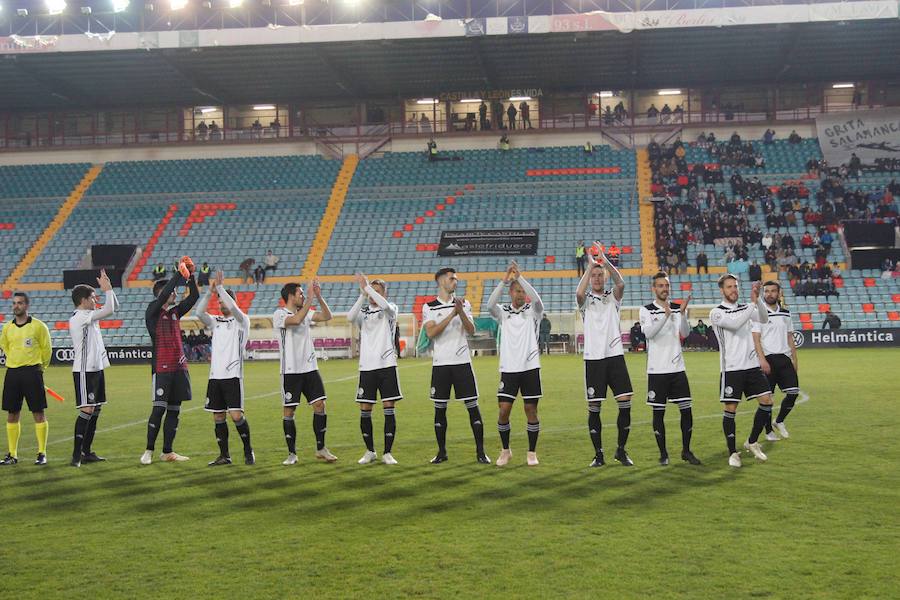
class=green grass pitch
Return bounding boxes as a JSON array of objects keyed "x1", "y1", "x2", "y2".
[{"x1": 1, "y1": 348, "x2": 897, "y2": 598}]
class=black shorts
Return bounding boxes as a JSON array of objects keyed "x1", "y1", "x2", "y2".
[
  {"x1": 431, "y1": 363, "x2": 478, "y2": 403},
  {"x1": 764, "y1": 354, "x2": 800, "y2": 394},
  {"x1": 2, "y1": 365, "x2": 47, "y2": 413},
  {"x1": 73, "y1": 371, "x2": 107, "y2": 408},
  {"x1": 498, "y1": 368, "x2": 542, "y2": 404},
  {"x1": 356, "y1": 367, "x2": 402, "y2": 404},
  {"x1": 584, "y1": 356, "x2": 633, "y2": 402},
  {"x1": 282, "y1": 371, "x2": 327, "y2": 406},
  {"x1": 720, "y1": 368, "x2": 771, "y2": 402},
  {"x1": 646, "y1": 371, "x2": 691, "y2": 407},
  {"x1": 152, "y1": 370, "x2": 192, "y2": 408},
  {"x1": 204, "y1": 378, "x2": 243, "y2": 413}
]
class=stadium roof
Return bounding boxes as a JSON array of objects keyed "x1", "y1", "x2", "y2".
[{"x1": 2, "y1": 18, "x2": 899, "y2": 111}]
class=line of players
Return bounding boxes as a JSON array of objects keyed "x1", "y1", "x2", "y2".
[{"x1": 0, "y1": 247, "x2": 801, "y2": 469}]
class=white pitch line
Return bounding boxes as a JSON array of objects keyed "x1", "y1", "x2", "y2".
[{"x1": 29, "y1": 362, "x2": 432, "y2": 450}]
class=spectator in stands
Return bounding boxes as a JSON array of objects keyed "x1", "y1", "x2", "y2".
[
  {"x1": 253, "y1": 263, "x2": 266, "y2": 285},
  {"x1": 198, "y1": 262, "x2": 211, "y2": 287},
  {"x1": 152, "y1": 263, "x2": 167, "y2": 281},
  {"x1": 763, "y1": 129, "x2": 775, "y2": 144},
  {"x1": 264, "y1": 250, "x2": 279, "y2": 275},
  {"x1": 251, "y1": 119, "x2": 263, "y2": 139},
  {"x1": 748, "y1": 260, "x2": 762, "y2": 283},
  {"x1": 427, "y1": 139, "x2": 438, "y2": 161},
  {"x1": 186, "y1": 330, "x2": 197, "y2": 361},
  {"x1": 696, "y1": 251, "x2": 708, "y2": 274},
  {"x1": 499, "y1": 134, "x2": 510, "y2": 151},
  {"x1": 576, "y1": 241, "x2": 586, "y2": 276},
  {"x1": 208, "y1": 121, "x2": 220, "y2": 140},
  {"x1": 239, "y1": 258, "x2": 254, "y2": 283},
  {"x1": 673, "y1": 105, "x2": 684, "y2": 121},
  {"x1": 629, "y1": 322, "x2": 645, "y2": 352},
  {"x1": 196, "y1": 121, "x2": 208, "y2": 141},
  {"x1": 506, "y1": 103, "x2": 517, "y2": 130},
  {"x1": 823, "y1": 310, "x2": 842, "y2": 330},
  {"x1": 420, "y1": 113, "x2": 431, "y2": 132},
  {"x1": 519, "y1": 101, "x2": 532, "y2": 129},
  {"x1": 539, "y1": 315, "x2": 551, "y2": 354},
  {"x1": 407, "y1": 112, "x2": 419, "y2": 133},
  {"x1": 479, "y1": 101, "x2": 488, "y2": 130},
  {"x1": 270, "y1": 118, "x2": 281, "y2": 136},
  {"x1": 852, "y1": 88, "x2": 863, "y2": 108},
  {"x1": 583, "y1": 141, "x2": 593, "y2": 155},
  {"x1": 660, "y1": 104, "x2": 672, "y2": 122},
  {"x1": 646, "y1": 104, "x2": 659, "y2": 121},
  {"x1": 788, "y1": 130, "x2": 802, "y2": 144},
  {"x1": 848, "y1": 153, "x2": 862, "y2": 179}
]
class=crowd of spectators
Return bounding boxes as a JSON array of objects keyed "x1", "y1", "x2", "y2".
[{"x1": 182, "y1": 329, "x2": 211, "y2": 362}]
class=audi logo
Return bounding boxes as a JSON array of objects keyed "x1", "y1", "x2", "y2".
[{"x1": 55, "y1": 348, "x2": 76, "y2": 361}]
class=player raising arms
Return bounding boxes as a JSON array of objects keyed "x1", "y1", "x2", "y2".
[
  {"x1": 710, "y1": 274, "x2": 774, "y2": 467},
  {"x1": 68, "y1": 269, "x2": 120, "y2": 467},
  {"x1": 348, "y1": 273, "x2": 402, "y2": 465},
  {"x1": 638, "y1": 272, "x2": 701, "y2": 466},
  {"x1": 486, "y1": 261, "x2": 544, "y2": 467},
  {"x1": 423, "y1": 267, "x2": 488, "y2": 464},
  {"x1": 196, "y1": 271, "x2": 254, "y2": 466},
  {"x1": 575, "y1": 244, "x2": 635, "y2": 467},
  {"x1": 753, "y1": 280, "x2": 800, "y2": 440},
  {"x1": 141, "y1": 258, "x2": 199, "y2": 465},
  {"x1": 274, "y1": 278, "x2": 337, "y2": 465}
]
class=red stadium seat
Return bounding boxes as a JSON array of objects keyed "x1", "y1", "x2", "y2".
[
  {"x1": 864, "y1": 278, "x2": 876, "y2": 287},
  {"x1": 2, "y1": 290, "x2": 11, "y2": 299},
  {"x1": 834, "y1": 277, "x2": 844, "y2": 288},
  {"x1": 799, "y1": 313, "x2": 812, "y2": 323},
  {"x1": 544, "y1": 256, "x2": 555, "y2": 264},
  {"x1": 802, "y1": 322, "x2": 814, "y2": 330},
  {"x1": 680, "y1": 282, "x2": 692, "y2": 291},
  {"x1": 392, "y1": 231, "x2": 403, "y2": 238},
  {"x1": 436, "y1": 204, "x2": 445, "y2": 211},
  {"x1": 99, "y1": 320, "x2": 123, "y2": 329},
  {"x1": 425, "y1": 210, "x2": 435, "y2": 217},
  {"x1": 893, "y1": 294, "x2": 900, "y2": 303},
  {"x1": 862, "y1": 303, "x2": 875, "y2": 313},
  {"x1": 403, "y1": 224, "x2": 414, "y2": 231},
  {"x1": 446, "y1": 197, "x2": 456, "y2": 204},
  {"x1": 415, "y1": 217, "x2": 425, "y2": 224},
  {"x1": 55, "y1": 321, "x2": 69, "y2": 330},
  {"x1": 818, "y1": 303, "x2": 830, "y2": 313},
  {"x1": 621, "y1": 246, "x2": 633, "y2": 254},
  {"x1": 888, "y1": 311, "x2": 900, "y2": 321}
]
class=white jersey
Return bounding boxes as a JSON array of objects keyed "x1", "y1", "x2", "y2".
[
  {"x1": 486, "y1": 277, "x2": 543, "y2": 373},
  {"x1": 348, "y1": 286, "x2": 398, "y2": 372},
  {"x1": 710, "y1": 299, "x2": 767, "y2": 372},
  {"x1": 580, "y1": 290, "x2": 624, "y2": 361},
  {"x1": 752, "y1": 305, "x2": 794, "y2": 358},
  {"x1": 195, "y1": 289, "x2": 250, "y2": 380},
  {"x1": 69, "y1": 290, "x2": 119, "y2": 373},
  {"x1": 422, "y1": 297, "x2": 472, "y2": 366},
  {"x1": 273, "y1": 307, "x2": 318, "y2": 374},
  {"x1": 639, "y1": 301, "x2": 689, "y2": 374}
]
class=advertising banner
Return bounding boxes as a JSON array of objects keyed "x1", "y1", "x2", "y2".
[
  {"x1": 437, "y1": 229, "x2": 539, "y2": 257},
  {"x1": 815, "y1": 108, "x2": 900, "y2": 165},
  {"x1": 794, "y1": 328, "x2": 900, "y2": 348}
]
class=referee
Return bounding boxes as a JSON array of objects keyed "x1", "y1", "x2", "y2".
[{"x1": 0, "y1": 292, "x2": 52, "y2": 466}]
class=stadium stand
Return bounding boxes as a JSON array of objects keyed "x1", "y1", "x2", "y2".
[
  {"x1": 319, "y1": 145, "x2": 640, "y2": 276},
  {"x1": 646, "y1": 135, "x2": 900, "y2": 329},
  {"x1": 20, "y1": 155, "x2": 340, "y2": 283},
  {"x1": 0, "y1": 162, "x2": 93, "y2": 284}
]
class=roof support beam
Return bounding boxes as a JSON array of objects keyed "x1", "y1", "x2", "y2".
[
  {"x1": 310, "y1": 45, "x2": 362, "y2": 98},
  {"x1": 158, "y1": 50, "x2": 228, "y2": 105}
]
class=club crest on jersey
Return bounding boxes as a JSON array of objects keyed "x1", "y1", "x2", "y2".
[
  {"x1": 156, "y1": 388, "x2": 164, "y2": 396},
  {"x1": 724, "y1": 386, "x2": 734, "y2": 395},
  {"x1": 357, "y1": 387, "x2": 364, "y2": 397},
  {"x1": 24, "y1": 338, "x2": 33, "y2": 347},
  {"x1": 430, "y1": 387, "x2": 436, "y2": 395},
  {"x1": 88, "y1": 393, "x2": 95, "y2": 400},
  {"x1": 648, "y1": 390, "x2": 656, "y2": 399},
  {"x1": 284, "y1": 392, "x2": 292, "y2": 400},
  {"x1": 498, "y1": 381, "x2": 504, "y2": 391}
]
